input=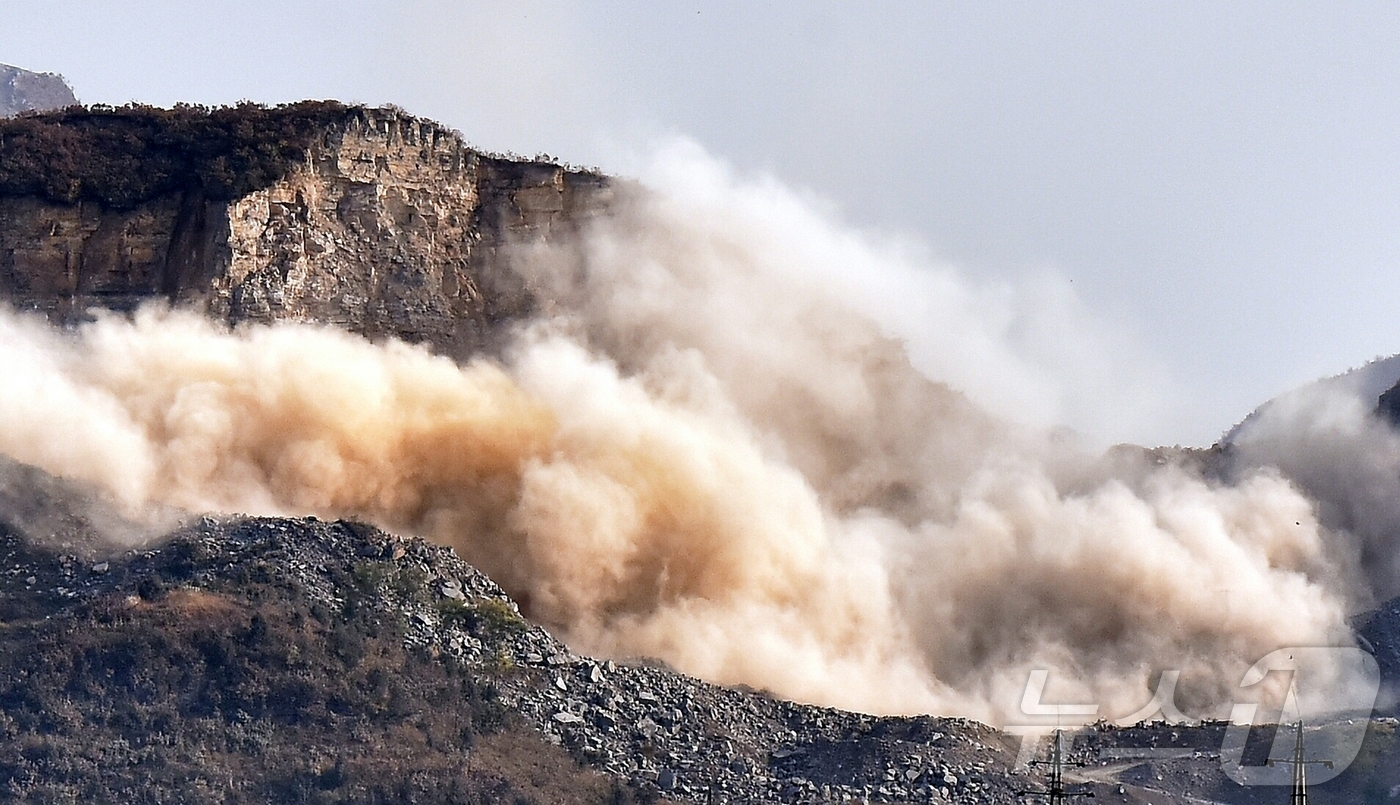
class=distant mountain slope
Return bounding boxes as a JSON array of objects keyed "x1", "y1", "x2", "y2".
[
  {"x1": 1221, "y1": 352, "x2": 1400, "y2": 445},
  {"x1": 0, "y1": 64, "x2": 76, "y2": 117}
]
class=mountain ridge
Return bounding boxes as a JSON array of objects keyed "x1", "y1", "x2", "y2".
[{"x1": 0, "y1": 64, "x2": 76, "y2": 118}]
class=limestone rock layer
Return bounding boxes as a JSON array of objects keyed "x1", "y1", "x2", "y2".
[{"x1": 0, "y1": 105, "x2": 609, "y2": 357}]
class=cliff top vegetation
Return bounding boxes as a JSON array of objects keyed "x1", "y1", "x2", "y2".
[{"x1": 0, "y1": 101, "x2": 361, "y2": 209}]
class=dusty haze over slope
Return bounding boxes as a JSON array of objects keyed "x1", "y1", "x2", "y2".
[{"x1": 3, "y1": 141, "x2": 1393, "y2": 724}]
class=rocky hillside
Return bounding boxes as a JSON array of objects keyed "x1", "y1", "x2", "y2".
[
  {"x1": 0, "y1": 64, "x2": 76, "y2": 118},
  {"x1": 0, "y1": 453, "x2": 1397, "y2": 804},
  {"x1": 0, "y1": 477, "x2": 1030, "y2": 803},
  {"x1": 0, "y1": 103, "x2": 608, "y2": 356}
]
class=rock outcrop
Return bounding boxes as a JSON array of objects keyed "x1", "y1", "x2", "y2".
[
  {"x1": 0, "y1": 104, "x2": 609, "y2": 356},
  {"x1": 1379, "y1": 378, "x2": 1400, "y2": 427},
  {"x1": 0, "y1": 64, "x2": 77, "y2": 118}
]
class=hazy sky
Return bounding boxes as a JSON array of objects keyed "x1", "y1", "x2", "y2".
[{"x1": 5, "y1": 2, "x2": 1400, "y2": 446}]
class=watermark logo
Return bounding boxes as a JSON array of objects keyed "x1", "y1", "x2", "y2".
[
  {"x1": 1005, "y1": 646, "x2": 1381, "y2": 785},
  {"x1": 1219, "y1": 647, "x2": 1379, "y2": 786}
]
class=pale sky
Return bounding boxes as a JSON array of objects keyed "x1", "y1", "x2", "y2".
[{"x1": 5, "y1": 2, "x2": 1400, "y2": 446}]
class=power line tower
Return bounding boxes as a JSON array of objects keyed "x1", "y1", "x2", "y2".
[
  {"x1": 1268, "y1": 721, "x2": 1333, "y2": 805},
  {"x1": 1020, "y1": 730, "x2": 1094, "y2": 804}
]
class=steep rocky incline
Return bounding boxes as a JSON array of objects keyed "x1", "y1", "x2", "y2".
[
  {"x1": 0, "y1": 103, "x2": 609, "y2": 356},
  {"x1": 0, "y1": 516, "x2": 639, "y2": 804},
  {"x1": 0, "y1": 503, "x2": 1028, "y2": 804},
  {"x1": 0, "y1": 64, "x2": 77, "y2": 118}
]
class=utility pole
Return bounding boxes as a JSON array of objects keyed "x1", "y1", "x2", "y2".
[
  {"x1": 1020, "y1": 730, "x2": 1094, "y2": 804},
  {"x1": 1268, "y1": 721, "x2": 1333, "y2": 805}
]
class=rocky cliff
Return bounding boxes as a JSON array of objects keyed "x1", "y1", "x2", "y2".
[
  {"x1": 0, "y1": 103, "x2": 609, "y2": 356},
  {"x1": 0, "y1": 64, "x2": 77, "y2": 118}
]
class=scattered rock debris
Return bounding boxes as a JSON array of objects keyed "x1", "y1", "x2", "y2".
[{"x1": 0, "y1": 511, "x2": 1396, "y2": 803}]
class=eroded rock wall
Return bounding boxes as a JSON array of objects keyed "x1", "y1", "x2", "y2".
[{"x1": 0, "y1": 107, "x2": 610, "y2": 355}]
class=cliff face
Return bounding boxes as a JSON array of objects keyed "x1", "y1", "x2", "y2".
[
  {"x1": 0, "y1": 105, "x2": 609, "y2": 356},
  {"x1": 0, "y1": 64, "x2": 77, "y2": 117}
]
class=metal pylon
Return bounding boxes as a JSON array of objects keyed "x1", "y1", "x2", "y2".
[
  {"x1": 1020, "y1": 730, "x2": 1094, "y2": 803},
  {"x1": 1268, "y1": 721, "x2": 1333, "y2": 805}
]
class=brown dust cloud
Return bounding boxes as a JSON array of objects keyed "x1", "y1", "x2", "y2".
[{"x1": 0, "y1": 142, "x2": 1390, "y2": 724}]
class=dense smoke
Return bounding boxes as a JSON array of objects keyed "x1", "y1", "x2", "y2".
[
  {"x1": 1225, "y1": 372, "x2": 1400, "y2": 609},
  {"x1": 0, "y1": 143, "x2": 1387, "y2": 724}
]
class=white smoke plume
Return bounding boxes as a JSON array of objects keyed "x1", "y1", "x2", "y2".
[
  {"x1": 1226, "y1": 370, "x2": 1400, "y2": 609},
  {"x1": 0, "y1": 142, "x2": 1384, "y2": 724}
]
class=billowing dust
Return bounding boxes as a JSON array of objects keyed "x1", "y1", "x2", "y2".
[{"x1": 0, "y1": 144, "x2": 1384, "y2": 724}]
